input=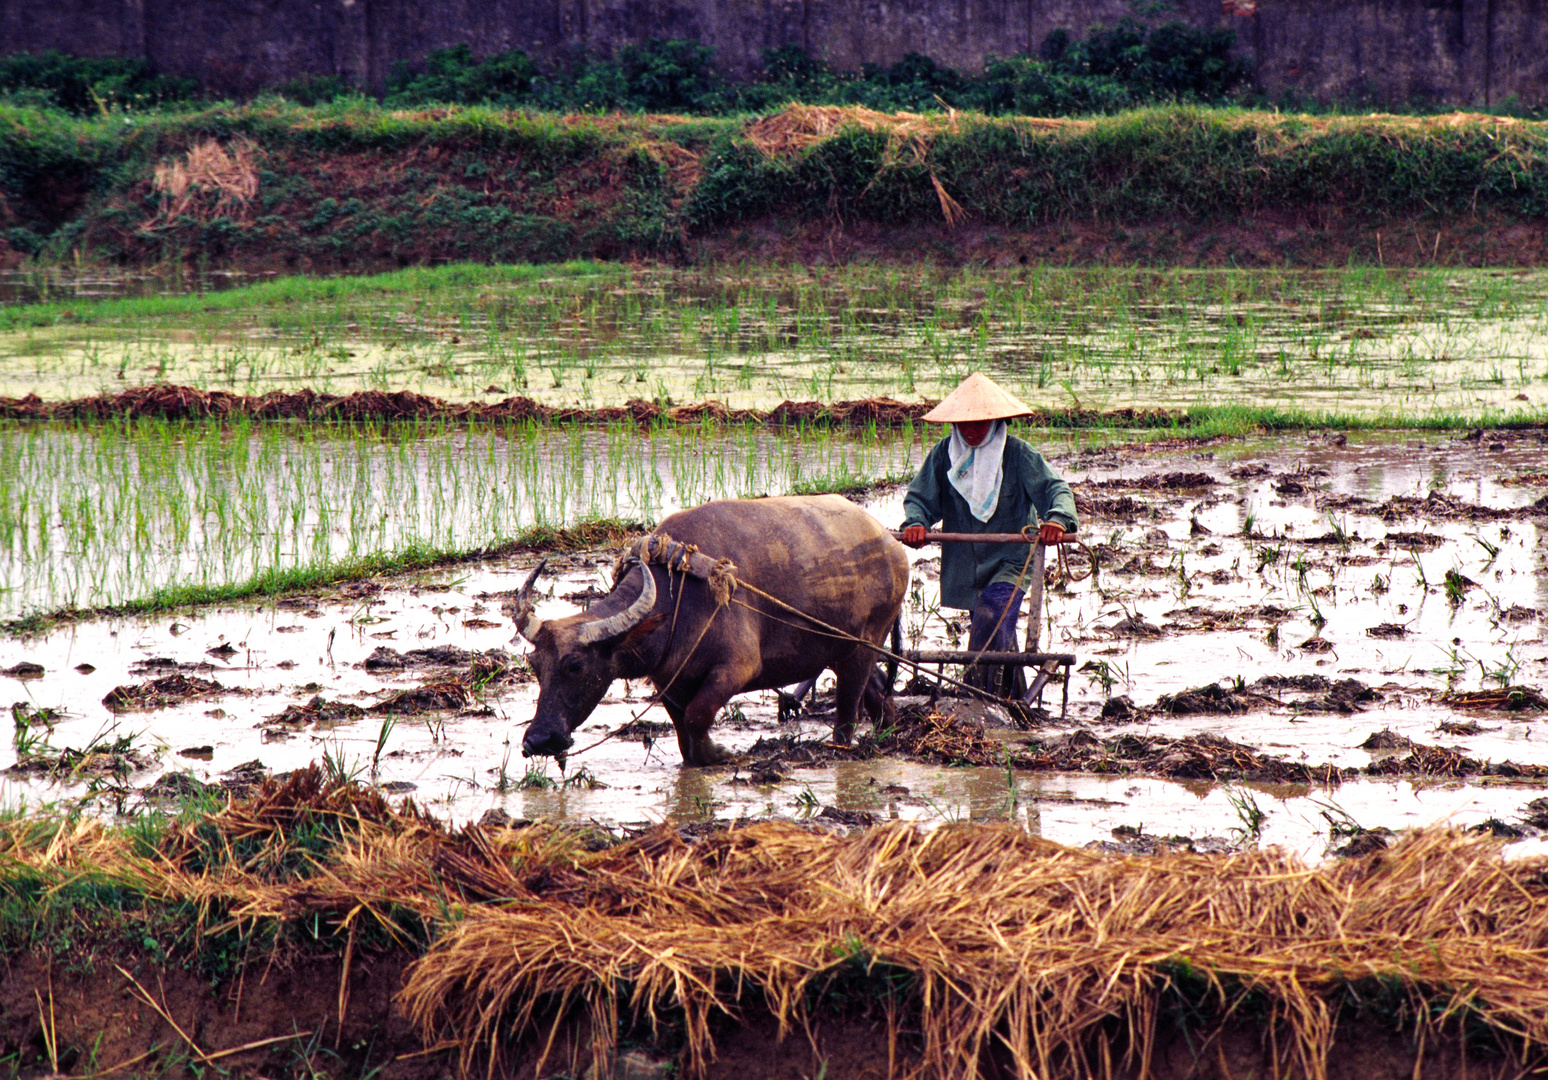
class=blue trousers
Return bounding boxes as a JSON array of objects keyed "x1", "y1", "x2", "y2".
[{"x1": 966, "y1": 581, "x2": 1025, "y2": 696}]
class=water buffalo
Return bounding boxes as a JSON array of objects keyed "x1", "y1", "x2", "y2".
[{"x1": 511, "y1": 495, "x2": 909, "y2": 766}]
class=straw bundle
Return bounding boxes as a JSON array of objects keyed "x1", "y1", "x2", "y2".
[
  {"x1": 6, "y1": 770, "x2": 1548, "y2": 1079},
  {"x1": 150, "y1": 137, "x2": 260, "y2": 222},
  {"x1": 400, "y1": 822, "x2": 1548, "y2": 1080},
  {"x1": 743, "y1": 105, "x2": 968, "y2": 226}
]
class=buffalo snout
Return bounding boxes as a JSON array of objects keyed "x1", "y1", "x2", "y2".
[{"x1": 522, "y1": 723, "x2": 573, "y2": 758}]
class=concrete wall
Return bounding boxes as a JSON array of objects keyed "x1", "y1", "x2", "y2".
[{"x1": 1, "y1": 0, "x2": 1544, "y2": 106}]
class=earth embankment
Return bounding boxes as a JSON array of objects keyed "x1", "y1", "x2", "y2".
[
  {"x1": 4, "y1": 103, "x2": 1548, "y2": 270},
  {"x1": 3, "y1": 768, "x2": 1545, "y2": 1079}
]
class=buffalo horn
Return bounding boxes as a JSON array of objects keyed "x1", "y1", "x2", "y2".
[
  {"x1": 513, "y1": 557, "x2": 549, "y2": 642},
  {"x1": 575, "y1": 559, "x2": 657, "y2": 645}
]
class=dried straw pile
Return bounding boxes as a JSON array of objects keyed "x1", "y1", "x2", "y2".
[
  {"x1": 150, "y1": 137, "x2": 260, "y2": 223},
  {"x1": 400, "y1": 821, "x2": 1548, "y2": 1079},
  {"x1": 6, "y1": 770, "x2": 1548, "y2": 1079},
  {"x1": 743, "y1": 105, "x2": 970, "y2": 225}
]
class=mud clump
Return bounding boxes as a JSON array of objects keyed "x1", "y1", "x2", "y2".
[
  {"x1": 1366, "y1": 622, "x2": 1410, "y2": 638},
  {"x1": 369, "y1": 681, "x2": 470, "y2": 715},
  {"x1": 1332, "y1": 827, "x2": 1395, "y2": 858},
  {"x1": 1154, "y1": 682, "x2": 1275, "y2": 716},
  {"x1": 613, "y1": 717, "x2": 675, "y2": 744},
  {"x1": 1100, "y1": 695, "x2": 1141, "y2": 721},
  {"x1": 130, "y1": 655, "x2": 223, "y2": 676},
  {"x1": 143, "y1": 770, "x2": 217, "y2": 803},
  {"x1": 103, "y1": 672, "x2": 227, "y2": 711},
  {"x1": 1080, "y1": 494, "x2": 1155, "y2": 519},
  {"x1": 272, "y1": 694, "x2": 366, "y2": 727},
  {"x1": 1255, "y1": 675, "x2": 1381, "y2": 713},
  {"x1": 8, "y1": 735, "x2": 157, "y2": 780},
  {"x1": 1377, "y1": 490, "x2": 1521, "y2": 522},
  {"x1": 1437, "y1": 719, "x2": 1488, "y2": 735},
  {"x1": 1359, "y1": 729, "x2": 1413, "y2": 750},
  {"x1": 1087, "y1": 472, "x2": 1216, "y2": 491},
  {"x1": 1364, "y1": 742, "x2": 1485, "y2": 778},
  {"x1": 1084, "y1": 731, "x2": 1343, "y2": 784},
  {"x1": 1520, "y1": 797, "x2": 1548, "y2": 830},
  {"x1": 364, "y1": 644, "x2": 478, "y2": 670},
  {"x1": 1442, "y1": 685, "x2": 1548, "y2": 712},
  {"x1": 3, "y1": 661, "x2": 44, "y2": 678},
  {"x1": 1379, "y1": 531, "x2": 1443, "y2": 551},
  {"x1": 1104, "y1": 613, "x2": 1165, "y2": 638}
]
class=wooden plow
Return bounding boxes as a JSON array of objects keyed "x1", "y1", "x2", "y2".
[{"x1": 890, "y1": 530, "x2": 1077, "y2": 721}]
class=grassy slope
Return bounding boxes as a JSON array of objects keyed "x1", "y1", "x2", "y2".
[{"x1": 3, "y1": 102, "x2": 1548, "y2": 269}]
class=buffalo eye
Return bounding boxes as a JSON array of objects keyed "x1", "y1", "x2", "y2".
[{"x1": 563, "y1": 657, "x2": 585, "y2": 677}]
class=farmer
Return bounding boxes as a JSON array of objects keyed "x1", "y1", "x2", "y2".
[{"x1": 900, "y1": 372, "x2": 1077, "y2": 694}]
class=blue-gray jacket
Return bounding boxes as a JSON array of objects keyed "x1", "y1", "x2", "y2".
[{"x1": 901, "y1": 436, "x2": 1077, "y2": 609}]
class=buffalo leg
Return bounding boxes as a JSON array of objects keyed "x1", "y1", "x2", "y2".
[
  {"x1": 830, "y1": 648, "x2": 877, "y2": 746},
  {"x1": 676, "y1": 663, "x2": 755, "y2": 766}
]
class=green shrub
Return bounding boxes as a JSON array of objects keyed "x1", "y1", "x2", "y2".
[
  {"x1": 386, "y1": 44, "x2": 539, "y2": 107},
  {"x1": 271, "y1": 73, "x2": 355, "y2": 106},
  {"x1": 0, "y1": 50, "x2": 195, "y2": 114},
  {"x1": 1040, "y1": 20, "x2": 1250, "y2": 103},
  {"x1": 978, "y1": 57, "x2": 1134, "y2": 115}
]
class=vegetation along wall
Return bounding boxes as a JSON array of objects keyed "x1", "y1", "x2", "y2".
[{"x1": 1, "y1": 0, "x2": 1546, "y2": 108}]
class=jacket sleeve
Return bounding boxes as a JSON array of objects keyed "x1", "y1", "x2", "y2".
[
  {"x1": 901, "y1": 442, "x2": 945, "y2": 529},
  {"x1": 1021, "y1": 446, "x2": 1079, "y2": 533}
]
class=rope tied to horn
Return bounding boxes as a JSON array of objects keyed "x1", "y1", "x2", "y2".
[{"x1": 617, "y1": 532, "x2": 738, "y2": 607}]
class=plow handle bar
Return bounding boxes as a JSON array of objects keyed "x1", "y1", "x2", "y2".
[{"x1": 887, "y1": 530, "x2": 1077, "y2": 544}]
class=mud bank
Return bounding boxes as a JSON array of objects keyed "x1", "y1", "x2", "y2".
[
  {"x1": 0, "y1": 952, "x2": 1522, "y2": 1079},
  {"x1": 1, "y1": 773, "x2": 1544, "y2": 1080},
  {"x1": 8, "y1": 105, "x2": 1548, "y2": 271}
]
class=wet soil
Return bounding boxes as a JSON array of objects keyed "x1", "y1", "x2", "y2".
[
  {"x1": 1, "y1": 430, "x2": 1545, "y2": 860},
  {"x1": 0, "y1": 946, "x2": 1517, "y2": 1080}
]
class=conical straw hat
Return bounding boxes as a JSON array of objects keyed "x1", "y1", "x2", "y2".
[{"x1": 921, "y1": 372, "x2": 1034, "y2": 423}]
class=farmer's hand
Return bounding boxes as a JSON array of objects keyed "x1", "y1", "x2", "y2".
[
  {"x1": 1038, "y1": 521, "x2": 1066, "y2": 545},
  {"x1": 902, "y1": 525, "x2": 929, "y2": 548}
]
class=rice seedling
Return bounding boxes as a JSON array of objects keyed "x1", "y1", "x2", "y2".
[
  {"x1": 0, "y1": 415, "x2": 923, "y2": 621},
  {"x1": 370, "y1": 715, "x2": 396, "y2": 776},
  {"x1": 1224, "y1": 785, "x2": 1267, "y2": 846}
]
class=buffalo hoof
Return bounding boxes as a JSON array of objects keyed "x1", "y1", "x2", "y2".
[{"x1": 685, "y1": 738, "x2": 733, "y2": 767}]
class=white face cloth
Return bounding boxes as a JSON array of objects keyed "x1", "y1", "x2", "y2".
[{"x1": 946, "y1": 420, "x2": 1007, "y2": 523}]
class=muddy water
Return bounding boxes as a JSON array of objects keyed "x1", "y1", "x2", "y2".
[
  {"x1": 1, "y1": 432, "x2": 1544, "y2": 861},
  {"x1": 0, "y1": 267, "x2": 277, "y2": 307}
]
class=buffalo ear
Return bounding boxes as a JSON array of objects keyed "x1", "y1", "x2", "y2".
[{"x1": 612, "y1": 612, "x2": 666, "y2": 654}]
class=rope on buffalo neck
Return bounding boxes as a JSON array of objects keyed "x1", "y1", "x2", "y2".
[
  {"x1": 620, "y1": 533, "x2": 738, "y2": 607},
  {"x1": 565, "y1": 556, "x2": 730, "y2": 760}
]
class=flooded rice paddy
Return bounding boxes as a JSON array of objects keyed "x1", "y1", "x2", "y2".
[
  {"x1": 0, "y1": 420, "x2": 918, "y2": 617},
  {"x1": 3, "y1": 429, "x2": 1544, "y2": 862},
  {"x1": 4, "y1": 264, "x2": 1548, "y2": 417}
]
